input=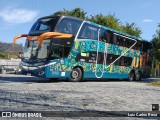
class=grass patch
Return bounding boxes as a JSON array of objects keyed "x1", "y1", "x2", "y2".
[{"x1": 149, "y1": 80, "x2": 160, "y2": 87}]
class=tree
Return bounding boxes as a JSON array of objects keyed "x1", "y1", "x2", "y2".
[
  {"x1": 88, "y1": 14, "x2": 122, "y2": 31},
  {"x1": 0, "y1": 52, "x2": 6, "y2": 59},
  {"x1": 121, "y1": 22, "x2": 142, "y2": 37},
  {"x1": 69, "y1": 8, "x2": 87, "y2": 19},
  {"x1": 53, "y1": 8, "x2": 142, "y2": 37},
  {"x1": 54, "y1": 9, "x2": 70, "y2": 16},
  {"x1": 152, "y1": 24, "x2": 160, "y2": 50},
  {"x1": 151, "y1": 23, "x2": 160, "y2": 77},
  {"x1": 152, "y1": 23, "x2": 160, "y2": 61},
  {"x1": 54, "y1": 8, "x2": 87, "y2": 19}
]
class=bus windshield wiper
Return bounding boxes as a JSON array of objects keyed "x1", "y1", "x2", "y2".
[
  {"x1": 36, "y1": 58, "x2": 46, "y2": 61},
  {"x1": 22, "y1": 57, "x2": 29, "y2": 60}
]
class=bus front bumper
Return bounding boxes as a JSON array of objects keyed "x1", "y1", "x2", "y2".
[
  {"x1": 21, "y1": 65, "x2": 71, "y2": 79},
  {"x1": 21, "y1": 65, "x2": 46, "y2": 78}
]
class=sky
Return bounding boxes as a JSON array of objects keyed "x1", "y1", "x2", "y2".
[{"x1": 0, "y1": 0, "x2": 159, "y2": 45}]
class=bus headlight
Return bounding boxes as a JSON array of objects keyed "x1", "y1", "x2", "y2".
[
  {"x1": 39, "y1": 62, "x2": 56, "y2": 68},
  {"x1": 38, "y1": 71, "x2": 44, "y2": 76}
]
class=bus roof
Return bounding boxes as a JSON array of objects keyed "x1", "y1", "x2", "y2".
[
  {"x1": 39, "y1": 15, "x2": 151, "y2": 44},
  {"x1": 85, "y1": 21, "x2": 152, "y2": 44},
  {"x1": 39, "y1": 15, "x2": 83, "y2": 22}
]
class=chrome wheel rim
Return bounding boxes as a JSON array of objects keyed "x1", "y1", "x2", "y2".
[
  {"x1": 129, "y1": 73, "x2": 134, "y2": 80},
  {"x1": 136, "y1": 72, "x2": 140, "y2": 80},
  {"x1": 71, "y1": 70, "x2": 79, "y2": 79}
]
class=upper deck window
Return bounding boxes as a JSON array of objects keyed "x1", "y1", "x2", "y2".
[
  {"x1": 29, "y1": 17, "x2": 59, "y2": 35},
  {"x1": 56, "y1": 18, "x2": 82, "y2": 36},
  {"x1": 78, "y1": 23, "x2": 99, "y2": 40},
  {"x1": 99, "y1": 28, "x2": 113, "y2": 43}
]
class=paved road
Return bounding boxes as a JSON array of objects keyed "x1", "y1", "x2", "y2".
[{"x1": 0, "y1": 74, "x2": 160, "y2": 119}]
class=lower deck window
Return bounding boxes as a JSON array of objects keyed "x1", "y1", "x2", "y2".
[{"x1": 76, "y1": 52, "x2": 133, "y2": 66}]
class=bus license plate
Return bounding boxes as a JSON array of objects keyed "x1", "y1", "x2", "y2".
[{"x1": 27, "y1": 73, "x2": 31, "y2": 76}]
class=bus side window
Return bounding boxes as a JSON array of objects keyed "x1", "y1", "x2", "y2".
[
  {"x1": 89, "y1": 52, "x2": 97, "y2": 63},
  {"x1": 109, "y1": 55, "x2": 113, "y2": 63},
  {"x1": 137, "y1": 42, "x2": 141, "y2": 50},
  {"x1": 78, "y1": 23, "x2": 99, "y2": 40},
  {"x1": 119, "y1": 56, "x2": 132, "y2": 66},
  {"x1": 123, "y1": 39, "x2": 127, "y2": 47},
  {"x1": 120, "y1": 57, "x2": 125, "y2": 66},
  {"x1": 98, "y1": 53, "x2": 104, "y2": 64},
  {"x1": 109, "y1": 54, "x2": 115, "y2": 64},
  {"x1": 57, "y1": 18, "x2": 82, "y2": 36},
  {"x1": 125, "y1": 40, "x2": 128, "y2": 48},
  {"x1": 75, "y1": 53, "x2": 80, "y2": 61},
  {"x1": 99, "y1": 29, "x2": 111, "y2": 43},
  {"x1": 122, "y1": 38, "x2": 125, "y2": 46},
  {"x1": 115, "y1": 58, "x2": 120, "y2": 66},
  {"x1": 75, "y1": 52, "x2": 89, "y2": 62},
  {"x1": 120, "y1": 37, "x2": 125, "y2": 47},
  {"x1": 85, "y1": 28, "x2": 91, "y2": 39},
  {"x1": 113, "y1": 35, "x2": 117, "y2": 45},
  {"x1": 106, "y1": 54, "x2": 116, "y2": 64},
  {"x1": 134, "y1": 42, "x2": 142, "y2": 51},
  {"x1": 99, "y1": 29, "x2": 106, "y2": 42},
  {"x1": 117, "y1": 37, "x2": 120, "y2": 46},
  {"x1": 89, "y1": 52, "x2": 104, "y2": 64},
  {"x1": 63, "y1": 46, "x2": 71, "y2": 57},
  {"x1": 126, "y1": 40, "x2": 134, "y2": 48},
  {"x1": 109, "y1": 31, "x2": 113, "y2": 44},
  {"x1": 106, "y1": 54, "x2": 110, "y2": 64},
  {"x1": 126, "y1": 57, "x2": 131, "y2": 66},
  {"x1": 125, "y1": 57, "x2": 132, "y2": 66}
]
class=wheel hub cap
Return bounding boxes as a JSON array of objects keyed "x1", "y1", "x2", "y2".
[
  {"x1": 136, "y1": 73, "x2": 140, "y2": 80},
  {"x1": 72, "y1": 70, "x2": 78, "y2": 79}
]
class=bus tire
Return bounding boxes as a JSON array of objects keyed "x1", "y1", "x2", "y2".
[
  {"x1": 68, "y1": 67, "x2": 83, "y2": 82},
  {"x1": 128, "y1": 71, "x2": 135, "y2": 81},
  {"x1": 135, "y1": 71, "x2": 142, "y2": 81}
]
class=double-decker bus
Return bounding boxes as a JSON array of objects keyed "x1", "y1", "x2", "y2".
[{"x1": 14, "y1": 15, "x2": 153, "y2": 82}]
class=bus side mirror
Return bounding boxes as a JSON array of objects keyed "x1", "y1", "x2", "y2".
[
  {"x1": 18, "y1": 52, "x2": 23, "y2": 58},
  {"x1": 13, "y1": 34, "x2": 28, "y2": 45}
]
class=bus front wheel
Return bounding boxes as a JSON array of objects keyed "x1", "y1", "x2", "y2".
[
  {"x1": 68, "y1": 67, "x2": 83, "y2": 82},
  {"x1": 135, "y1": 71, "x2": 142, "y2": 81}
]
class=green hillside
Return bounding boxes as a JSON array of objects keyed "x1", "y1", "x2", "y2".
[{"x1": 0, "y1": 42, "x2": 23, "y2": 59}]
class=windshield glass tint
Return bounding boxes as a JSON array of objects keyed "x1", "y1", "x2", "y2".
[
  {"x1": 29, "y1": 17, "x2": 59, "y2": 35},
  {"x1": 56, "y1": 18, "x2": 82, "y2": 36},
  {"x1": 23, "y1": 40, "x2": 50, "y2": 61}
]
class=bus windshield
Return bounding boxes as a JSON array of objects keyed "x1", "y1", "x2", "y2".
[
  {"x1": 29, "y1": 17, "x2": 59, "y2": 35},
  {"x1": 23, "y1": 37, "x2": 74, "y2": 62},
  {"x1": 29, "y1": 16, "x2": 82, "y2": 36},
  {"x1": 23, "y1": 39, "x2": 50, "y2": 61},
  {"x1": 56, "y1": 18, "x2": 82, "y2": 36}
]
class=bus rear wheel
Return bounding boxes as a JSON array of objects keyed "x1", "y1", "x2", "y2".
[
  {"x1": 128, "y1": 71, "x2": 135, "y2": 81},
  {"x1": 68, "y1": 67, "x2": 83, "y2": 82},
  {"x1": 135, "y1": 71, "x2": 142, "y2": 81}
]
